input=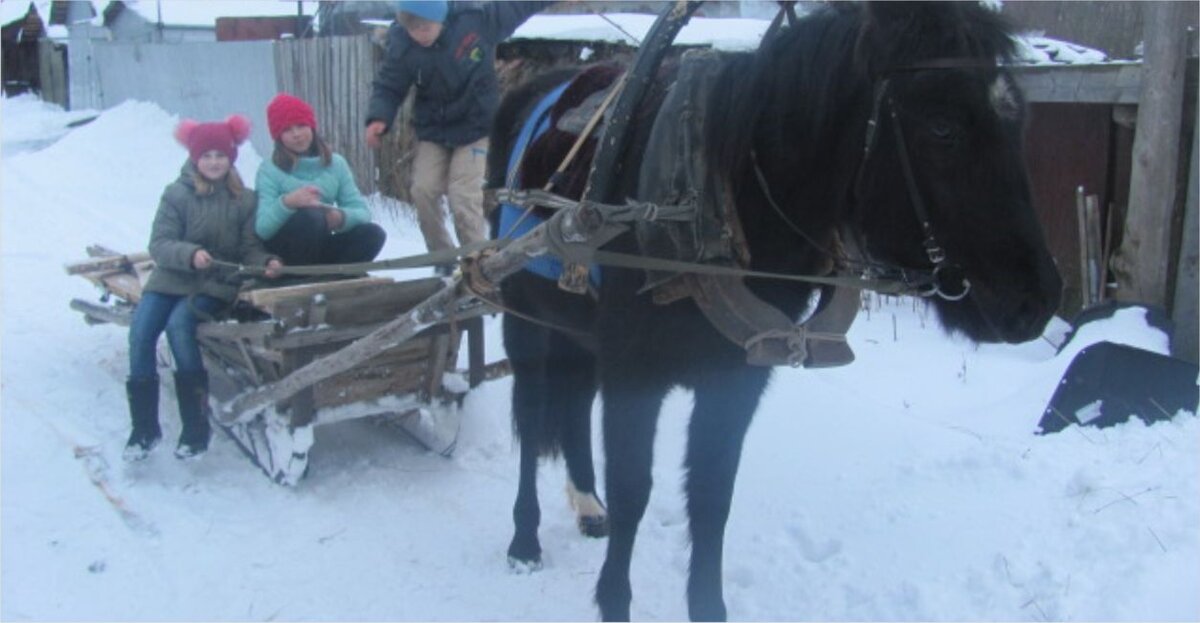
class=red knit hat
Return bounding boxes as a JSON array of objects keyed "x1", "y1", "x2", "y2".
[
  {"x1": 267, "y1": 93, "x2": 317, "y2": 142},
  {"x1": 174, "y1": 115, "x2": 251, "y2": 164}
]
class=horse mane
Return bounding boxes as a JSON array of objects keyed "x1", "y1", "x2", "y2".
[
  {"x1": 856, "y1": 2, "x2": 1018, "y2": 73},
  {"x1": 707, "y1": 2, "x2": 1018, "y2": 190},
  {"x1": 705, "y1": 5, "x2": 865, "y2": 204}
]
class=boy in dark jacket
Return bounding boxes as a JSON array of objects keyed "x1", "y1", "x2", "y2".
[{"x1": 365, "y1": 0, "x2": 555, "y2": 266}]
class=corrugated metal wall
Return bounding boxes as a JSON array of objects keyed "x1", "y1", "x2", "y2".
[{"x1": 89, "y1": 39, "x2": 279, "y2": 158}]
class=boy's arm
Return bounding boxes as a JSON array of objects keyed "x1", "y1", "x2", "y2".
[{"x1": 366, "y1": 25, "x2": 415, "y2": 130}]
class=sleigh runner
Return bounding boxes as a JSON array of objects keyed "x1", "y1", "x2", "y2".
[{"x1": 68, "y1": 245, "x2": 504, "y2": 485}]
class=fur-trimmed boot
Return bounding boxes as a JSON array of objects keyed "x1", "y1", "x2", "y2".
[
  {"x1": 123, "y1": 377, "x2": 161, "y2": 461},
  {"x1": 173, "y1": 370, "x2": 212, "y2": 459}
]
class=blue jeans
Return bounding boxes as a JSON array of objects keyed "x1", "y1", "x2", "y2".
[{"x1": 128, "y1": 292, "x2": 225, "y2": 380}]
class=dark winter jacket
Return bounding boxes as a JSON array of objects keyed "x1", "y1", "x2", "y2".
[
  {"x1": 143, "y1": 163, "x2": 276, "y2": 303},
  {"x1": 366, "y1": 0, "x2": 553, "y2": 147}
]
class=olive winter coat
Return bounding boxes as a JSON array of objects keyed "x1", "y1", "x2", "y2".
[{"x1": 144, "y1": 163, "x2": 275, "y2": 302}]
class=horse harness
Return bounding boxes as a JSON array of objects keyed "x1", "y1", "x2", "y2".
[{"x1": 497, "y1": 33, "x2": 998, "y2": 368}]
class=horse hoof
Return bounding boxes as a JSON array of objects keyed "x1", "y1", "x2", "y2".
[
  {"x1": 578, "y1": 514, "x2": 609, "y2": 538},
  {"x1": 507, "y1": 555, "x2": 544, "y2": 574}
]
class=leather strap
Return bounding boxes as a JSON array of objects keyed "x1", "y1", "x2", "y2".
[{"x1": 685, "y1": 273, "x2": 858, "y2": 368}]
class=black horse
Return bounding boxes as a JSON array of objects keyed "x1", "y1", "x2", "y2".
[{"x1": 487, "y1": 2, "x2": 1062, "y2": 620}]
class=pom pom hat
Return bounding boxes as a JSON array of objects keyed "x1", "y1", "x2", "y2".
[
  {"x1": 266, "y1": 93, "x2": 318, "y2": 142},
  {"x1": 396, "y1": 1, "x2": 447, "y2": 23},
  {"x1": 174, "y1": 115, "x2": 251, "y2": 164}
]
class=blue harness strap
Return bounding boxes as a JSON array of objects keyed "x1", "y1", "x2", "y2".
[{"x1": 497, "y1": 81, "x2": 601, "y2": 286}]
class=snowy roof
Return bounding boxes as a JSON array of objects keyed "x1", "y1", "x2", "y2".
[
  {"x1": 1015, "y1": 33, "x2": 1111, "y2": 64},
  {"x1": 511, "y1": 13, "x2": 770, "y2": 52},
  {"x1": 117, "y1": 0, "x2": 317, "y2": 28},
  {"x1": 507, "y1": 13, "x2": 1114, "y2": 64}
]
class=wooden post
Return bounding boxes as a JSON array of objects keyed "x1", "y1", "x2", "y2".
[
  {"x1": 1110, "y1": 1, "x2": 1188, "y2": 307},
  {"x1": 1171, "y1": 123, "x2": 1198, "y2": 363}
]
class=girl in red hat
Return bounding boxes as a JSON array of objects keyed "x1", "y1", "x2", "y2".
[
  {"x1": 125, "y1": 115, "x2": 283, "y2": 461},
  {"x1": 256, "y1": 93, "x2": 386, "y2": 267}
]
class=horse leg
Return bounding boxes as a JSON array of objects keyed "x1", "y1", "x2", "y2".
[
  {"x1": 549, "y1": 330, "x2": 606, "y2": 538},
  {"x1": 683, "y1": 369, "x2": 768, "y2": 621},
  {"x1": 505, "y1": 315, "x2": 550, "y2": 570},
  {"x1": 594, "y1": 376, "x2": 669, "y2": 621}
]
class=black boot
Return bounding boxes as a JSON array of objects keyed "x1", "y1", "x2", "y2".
[
  {"x1": 173, "y1": 370, "x2": 212, "y2": 459},
  {"x1": 123, "y1": 377, "x2": 161, "y2": 461}
]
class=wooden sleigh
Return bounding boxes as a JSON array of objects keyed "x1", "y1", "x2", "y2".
[{"x1": 67, "y1": 245, "x2": 507, "y2": 485}]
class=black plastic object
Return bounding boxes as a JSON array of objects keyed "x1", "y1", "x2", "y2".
[{"x1": 1039, "y1": 341, "x2": 1199, "y2": 434}]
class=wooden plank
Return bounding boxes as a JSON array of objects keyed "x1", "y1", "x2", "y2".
[
  {"x1": 69, "y1": 299, "x2": 133, "y2": 326},
  {"x1": 275, "y1": 332, "x2": 438, "y2": 366},
  {"x1": 239, "y1": 276, "x2": 394, "y2": 311},
  {"x1": 267, "y1": 278, "x2": 445, "y2": 328},
  {"x1": 65, "y1": 252, "x2": 151, "y2": 275},
  {"x1": 284, "y1": 350, "x2": 318, "y2": 428},
  {"x1": 1171, "y1": 123, "x2": 1199, "y2": 363},
  {"x1": 1011, "y1": 64, "x2": 1142, "y2": 105},
  {"x1": 1111, "y1": 2, "x2": 1189, "y2": 306},
  {"x1": 197, "y1": 321, "x2": 279, "y2": 341},
  {"x1": 314, "y1": 364, "x2": 428, "y2": 409},
  {"x1": 198, "y1": 338, "x2": 258, "y2": 376},
  {"x1": 202, "y1": 351, "x2": 249, "y2": 404},
  {"x1": 424, "y1": 332, "x2": 453, "y2": 398}
]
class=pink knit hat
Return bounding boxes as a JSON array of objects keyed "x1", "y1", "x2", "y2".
[
  {"x1": 174, "y1": 115, "x2": 251, "y2": 164},
  {"x1": 266, "y1": 93, "x2": 318, "y2": 142}
]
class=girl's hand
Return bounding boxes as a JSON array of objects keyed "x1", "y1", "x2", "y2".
[
  {"x1": 324, "y1": 207, "x2": 345, "y2": 231},
  {"x1": 192, "y1": 249, "x2": 213, "y2": 270},
  {"x1": 283, "y1": 185, "x2": 323, "y2": 209},
  {"x1": 264, "y1": 258, "x2": 284, "y2": 279}
]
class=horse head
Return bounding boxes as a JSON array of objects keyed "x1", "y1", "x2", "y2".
[{"x1": 847, "y1": 1, "x2": 1063, "y2": 344}]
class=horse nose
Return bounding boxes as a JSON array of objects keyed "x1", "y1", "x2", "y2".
[{"x1": 1004, "y1": 275, "x2": 1061, "y2": 343}]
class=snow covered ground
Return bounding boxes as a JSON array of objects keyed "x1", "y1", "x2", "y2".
[{"x1": 2, "y1": 91, "x2": 1197, "y2": 622}]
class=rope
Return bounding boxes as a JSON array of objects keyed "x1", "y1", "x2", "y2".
[
  {"x1": 594, "y1": 11, "x2": 642, "y2": 46},
  {"x1": 210, "y1": 239, "x2": 501, "y2": 277}
]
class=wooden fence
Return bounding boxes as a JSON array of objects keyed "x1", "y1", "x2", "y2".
[{"x1": 274, "y1": 35, "x2": 385, "y2": 195}]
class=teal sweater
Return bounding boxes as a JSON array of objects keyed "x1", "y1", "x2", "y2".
[{"x1": 255, "y1": 153, "x2": 372, "y2": 241}]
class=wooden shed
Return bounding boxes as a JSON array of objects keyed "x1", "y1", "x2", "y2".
[
  {"x1": 1013, "y1": 60, "x2": 1198, "y2": 316},
  {"x1": 216, "y1": 15, "x2": 313, "y2": 42},
  {"x1": 1, "y1": 1, "x2": 65, "y2": 105}
]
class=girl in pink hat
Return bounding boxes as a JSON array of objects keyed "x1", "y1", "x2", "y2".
[
  {"x1": 256, "y1": 93, "x2": 386, "y2": 267},
  {"x1": 125, "y1": 115, "x2": 283, "y2": 461}
]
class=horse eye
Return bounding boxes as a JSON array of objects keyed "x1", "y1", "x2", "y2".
[{"x1": 929, "y1": 119, "x2": 959, "y2": 143}]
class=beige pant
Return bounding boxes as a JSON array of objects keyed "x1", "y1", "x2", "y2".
[{"x1": 410, "y1": 137, "x2": 489, "y2": 252}]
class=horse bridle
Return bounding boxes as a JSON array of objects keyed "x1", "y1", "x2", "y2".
[{"x1": 850, "y1": 72, "x2": 973, "y2": 301}]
